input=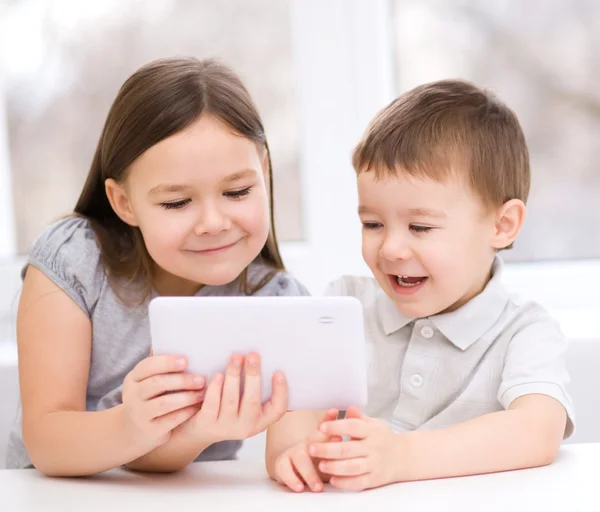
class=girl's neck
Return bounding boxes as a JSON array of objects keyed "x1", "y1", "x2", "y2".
[{"x1": 151, "y1": 264, "x2": 204, "y2": 297}]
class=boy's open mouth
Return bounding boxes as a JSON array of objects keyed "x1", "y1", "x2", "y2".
[{"x1": 395, "y1": 275, "x2": 428, "y2": 287}]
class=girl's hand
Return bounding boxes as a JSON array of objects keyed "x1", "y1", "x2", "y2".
[
  {"x1": 178, "y1": 352, "x2": 288, "y2": 445},
  {"x1": 121, "y1": 355, "x2": 206, "y2": 452}
]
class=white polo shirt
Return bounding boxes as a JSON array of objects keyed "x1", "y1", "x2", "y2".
[{"x1": 326, "y1": 258, "x2": 575, "y2": 437}]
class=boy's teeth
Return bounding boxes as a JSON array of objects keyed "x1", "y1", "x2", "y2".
[{"x1": 396, "y1": 275, "x2": 424, "y2": 287}]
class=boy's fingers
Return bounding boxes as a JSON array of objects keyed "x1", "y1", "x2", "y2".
[
  {"x1": 319, "y1": 457, "x2": 369, "y2": 477},
  {"x1": 320, "y1": 419, "x2": 368, "y2": 439},
  {"x1": 309, "y1": 440, "x2": 364, "y2": 460}
]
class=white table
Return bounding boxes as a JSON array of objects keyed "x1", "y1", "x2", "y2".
[{"x1": 2, "y1": 444, "x2": 599, "y2": 512}]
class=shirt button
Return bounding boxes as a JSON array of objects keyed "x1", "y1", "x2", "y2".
[
  {"x1": 420, "y1": 325, "x2": 434, "y2": 338},
  {"x1": 409, "y1": 374, "x2": 424, "y2": 388}
]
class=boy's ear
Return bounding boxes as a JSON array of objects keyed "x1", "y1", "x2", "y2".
[
  {"x1": 105, "y1": 178, "x2": 139, "y2": 227},
  {"x1": 492, "y1": 199, "x2": 526, "y2": 250}
]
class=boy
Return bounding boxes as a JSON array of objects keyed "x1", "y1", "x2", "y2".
[{"x1": 265, "y1": 79, "x2": 574, "y2": 492}]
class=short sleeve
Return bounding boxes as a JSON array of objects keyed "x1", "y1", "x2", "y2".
[
  {"x1": 324, "y1": 275, "x2": 375, "y2": 298},
  {"x1": 24, "y1": 216, "x2": 105, "y2": 316},
  {"x1": 497, "y1": 308, "x2": 575, "y2": 438},
  {"x1": 324, "y1": 277, "x2": 348, "y2": 297},
  {"x1": 249, "y1": 267, "x2": 310, "y2": 297}
]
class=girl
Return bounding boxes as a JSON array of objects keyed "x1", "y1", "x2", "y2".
[{"x1": 6, "y1": 57, "x2": 308, "y2": 476}]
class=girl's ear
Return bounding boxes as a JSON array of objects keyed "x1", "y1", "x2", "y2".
[
  {"x1": 261, "y1": 147, "x2": 270, "y2": 183},
  {"x1": 105, "y1": 178, "x2": 139, "y2": 227}
]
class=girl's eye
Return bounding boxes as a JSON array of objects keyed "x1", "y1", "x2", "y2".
[
  {"x1": 362, "y1": 222, "x2": 382, "y2": 230},
  {"x1": 224, "y1": 186, "x2": 252, "y2": 199},
  {"x1": 160, "y1": 199, "x2": 191, "y2": 210},
  {"x1": 410, "y1": 225, "x2": 433, "y2": 233}
]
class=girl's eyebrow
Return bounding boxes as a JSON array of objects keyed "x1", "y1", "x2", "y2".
[
  {"x1": 148, "y1": 184, "x2": 193, "y2": 196},
  {"x1": 222, "y1": 168, "x2": 258, "y2": 184},
  {"x1": 148, "y1": 169, "x2": 258, "y2": 196}
]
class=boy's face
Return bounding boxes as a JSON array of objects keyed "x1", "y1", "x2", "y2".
[{"x1": 358, "y1": 170, "x2": 501, "y2": 318}]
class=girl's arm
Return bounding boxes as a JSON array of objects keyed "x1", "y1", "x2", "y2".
[
  {"x1": 265, "y1": 410, "x2": 326, "y2": 477},
  {"x1": 18, "y1": 267, "x2": 199, "y2": 476}
]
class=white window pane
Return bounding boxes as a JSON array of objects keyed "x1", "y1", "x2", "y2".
[
  {"x1": 393, "y1": 0, "x2": 600, "y2": 261},
  {"x1": 1, "y1": 0, "x2": 303, "y2": 254}
]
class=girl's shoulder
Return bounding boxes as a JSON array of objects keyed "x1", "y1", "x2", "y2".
[
  {"x1": 24, "y1": 215, "x2": 106, "y2": 315},
  {"x1": 245, "y1": 262, "x2": 310, "y2": 297}
]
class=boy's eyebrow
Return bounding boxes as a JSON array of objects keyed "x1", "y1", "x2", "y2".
[
  {"x1": 409, "y1": 207, "x2": 447, "y2": 219},
  {"x1": 357, "y1": 206, "x2": 447, "y2": 219}
]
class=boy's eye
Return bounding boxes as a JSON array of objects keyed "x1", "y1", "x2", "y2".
[
  {"x1": 410, "y1": 225, "x2": 433, "y2": 233},
  {"x1": 362, "y1": 222, "x2": 382, "y2": 230},
  {"x1": 224, "y1": 186, "x2": 252, "y2": 199},
  {"x1": 160, "y1": 199, "x2": 191, "y2": 210}
]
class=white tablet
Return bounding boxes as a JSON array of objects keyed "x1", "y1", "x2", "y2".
[{"x1": 149, "y1": 296, "x2": 367, "y2": 410}]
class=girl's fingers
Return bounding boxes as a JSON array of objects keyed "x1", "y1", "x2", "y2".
[
  {"x1": 130, "y1": 355, "x2": 187, "y2": 382},
  {"x1": 138, "y1": 372, "x2": 205, "y2": 400},
  {"x1": 147, "y1": 390, "x2": 204, "y2": 420},
  {"x1": 238, "y1": 353, "x2": 263, "y2": 421},
  {"x1": 198, "y1": 372, "x2": 224, "y2": 421},
  {"x1": 218, "y1": 354, "x2": 244, "y2": 419}
]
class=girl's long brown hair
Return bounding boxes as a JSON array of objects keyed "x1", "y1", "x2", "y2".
[{"x1": 74, "y1": 57, "x2": 284, "y2": 302}]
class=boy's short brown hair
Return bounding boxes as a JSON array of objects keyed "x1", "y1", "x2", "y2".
[{"x1": 352, "y1": 79, "x2": 530, "y2": 209}]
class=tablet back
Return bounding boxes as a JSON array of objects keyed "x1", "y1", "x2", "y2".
[{"x1": 149, "y1": 296, "x2": 367, "y2": 410}]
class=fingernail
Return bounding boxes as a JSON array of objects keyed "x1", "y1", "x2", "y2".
[
  {"x1": 194, "y1": 376, "x2": 205, "y2": 386},
  {"x1": 309, "y1": 445, "x2": 317, "y2": 456},
  {"x1": 320, "y1": 424, "x2": 328, "y2": 433},
  {"x1": 176, "y1": 358, "x2": 186, "y2": 367},
  {"x1": 213, "y1": 373, "x2": 223, "y2": 383},
  {"x1": 232, "y1": 357, "x2": 242, "y2": 368},
  {"x1": 275, "y1": 372, "x2": 285, "y2": 383},
  {"x1": 319, "y1": 462, "x2": 327, "y2": 471},
  {"x1": 313, "y1": 483, "x2": 323, "y2": 492},
  {"x1": 196, "y1": 391, "x2": 204, "y2": 399},
  {"x1": 247, "y1": 356, "x2": 258, "y2": 367},
  {"x1": 295, "y1": 484, "x2": 304, "y2": 492}
]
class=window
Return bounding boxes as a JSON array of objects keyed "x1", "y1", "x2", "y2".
[
  {"x1": 0, "y1": 0, "x2": 303, "y2": 256},
  {"x1": 393, "y1": 0, "x2": 600, "y2": 262}
]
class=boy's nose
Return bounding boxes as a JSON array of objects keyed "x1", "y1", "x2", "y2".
[{"x1": 380, "y1": 236, "x2": 412, "y2": 261}]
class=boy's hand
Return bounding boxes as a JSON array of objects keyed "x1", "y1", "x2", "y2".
[
  {"x1": 273, "y1": 409, "x2": 341, "y2": 493},
  {"x1": 309, "y1": 406, "x2": 404, "y2": 491},
  {"x1": 176, "y1": 353, "x2": 288, "y2": 445}
]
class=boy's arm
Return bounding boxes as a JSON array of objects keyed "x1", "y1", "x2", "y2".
[
  {"x1": 315, "y1": 394, "x2": 566, "y2": 489},
  {"x1": 265, "y1": 410, "x2": 325, "y2": 478},
  {"x1": 397, "y1": 394, "x2": 566, "y2": 481}
]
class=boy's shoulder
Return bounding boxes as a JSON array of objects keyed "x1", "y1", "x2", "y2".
[{"x1": 325, "y1": 275, "x2": 382, "y2": 303}]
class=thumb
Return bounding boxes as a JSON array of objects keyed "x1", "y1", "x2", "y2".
[
  {"x1": 344, "y1": 405, "x2": 363, "y2": 419},
  {"x1": 313, "y1": 408, "x2": 342, "y2": 443},
  {"x1": 319, "y1": 408, "x2": 339, "y2": 424}
]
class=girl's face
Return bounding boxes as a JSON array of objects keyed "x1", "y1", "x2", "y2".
[{"x1": 106, "y1": 115, "x2": 271, "y2": 295}]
